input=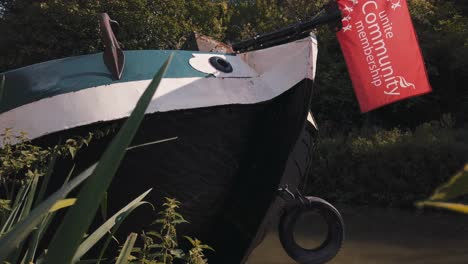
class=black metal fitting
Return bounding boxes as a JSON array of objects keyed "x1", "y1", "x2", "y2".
[{"x1": 209, "y1": 56, "x2": 233, "y2": 73}]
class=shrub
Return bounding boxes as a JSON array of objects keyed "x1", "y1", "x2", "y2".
[
  {"x1": 307, "y1": 121, "x2": 468, "y2": 207},
  {"x1": 128, "y1": 198, "x2": 213, "y2": 264}
]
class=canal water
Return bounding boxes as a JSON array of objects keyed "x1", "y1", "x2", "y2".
[{"x1": 248, "y1": 206, "x2": 468, "y2": 263}]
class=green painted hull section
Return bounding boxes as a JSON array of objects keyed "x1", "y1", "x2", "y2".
[{"x1": 0, "y1": 50, "x2": 218, "y2": 114}]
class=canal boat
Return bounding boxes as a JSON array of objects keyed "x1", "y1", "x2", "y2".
[{"x1": 0, "y1": 9, "x2": 344, "y2": 264}]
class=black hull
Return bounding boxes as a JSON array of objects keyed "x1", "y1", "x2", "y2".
[{"x1": 38, "y1": 79, "x2": 313, "y2": 263}]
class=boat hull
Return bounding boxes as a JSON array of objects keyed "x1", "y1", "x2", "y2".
[
  {"x1": 1, "y1": 36, "x2": 318, "y2": 263},
  {"x1": 33, "y1": 78, "x2": 312, "y2": 263}
]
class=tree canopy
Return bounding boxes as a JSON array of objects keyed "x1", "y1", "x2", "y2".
[{"x1": 0, "y1": 0, "x2": 467, "y2": 127}]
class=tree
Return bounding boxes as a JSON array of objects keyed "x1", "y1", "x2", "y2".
[
  {"x1": 1, "y1": 0, "x2": 466, "y2": 127},
  {"x1": 0, "y1": 0, "x2": 228, "y2": 71}
]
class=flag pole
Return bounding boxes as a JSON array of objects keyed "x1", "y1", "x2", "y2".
[{"x1": 232, "y1": 1, "x2": 342, "y2": 53}]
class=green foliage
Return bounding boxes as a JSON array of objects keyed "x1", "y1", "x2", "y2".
[
  {"x1": 116, "y1": 233, "x2": 138, "y2": 264},
  {"x1": 1, "y1": 0, "x2": 467, "y2": 127},
  {"x1": 407, "y1": 0, "x2": 468, "y2": 124},
  {"x1": 129, "y1": 198, "x2": 212, "y2": 264},
  {"x1": 185, "y1": 236, "x2": 214, "y2": 264},
  {"x1": 226, "y1": 0, "x2": 286, "y2": 41},
  {"x1": 153, "y1": 198, "x2": 187, "y2": 263},
  {"x1": 73, "y1": 190, "x2": 153, "y2": 263},
  {"x1": 0, "y1": 55, "x2": 198, "y2": 264},
  {"x1": 416, "y1": 164, "x2": 468, "y2": 214},
  {"x1": 0, "y1": 161, "x2": 96, "y2": 263},
  {"x1": 0, "y1": 0, "x2": 228, "y2": 71},
  {"x1": 1, "y1": 130, "x2": 49, "y2": 200},
  {"x1": 0, "y1": 126, "x2": 111, "y2": 205},
  {"x1": 425, "y1": 164, "x2": 468, "y2": 201},
  {"x1": 44, "y1": 53, "x2": 173, "y2": 264},
  {"x1": 0, "y1": 127, "x2": 94, "y2": 233},
  {"x1": 308, "y1": 118, "x2": 468, "y2": 206},
  {"x1": 130, "y1": 198, "x2": 187, "y2": 264},
  {"x1": 0, "y1": 199, "x2": 10, "y2": 223},
  {"x1": 0, "y1": 126, "x2": 102, "y2": 263},
  {"x1": 226, "y1": 0, "x2": 468, "y2": 128}
]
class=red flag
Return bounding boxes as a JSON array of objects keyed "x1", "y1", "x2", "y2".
[{"x1": 336, "y1": 0, "x2": 431, "y2": 112}]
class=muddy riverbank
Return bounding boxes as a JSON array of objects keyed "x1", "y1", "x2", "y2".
[{"x1": 248, "y1": 206, "x2": 468, "y2": 263}]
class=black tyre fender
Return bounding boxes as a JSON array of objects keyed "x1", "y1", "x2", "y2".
[{"x1": 279, "y1": 196, "x2": 344, "y2": 264}]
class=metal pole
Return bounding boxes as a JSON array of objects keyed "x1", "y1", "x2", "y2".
[{"x1": 232, "y1": 3, "x2": 342, "y2": 52}]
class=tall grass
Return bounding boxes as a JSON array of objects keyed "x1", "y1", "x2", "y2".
[
  {"x1": 417, "y1": 164, "x2": 468, "y2": 214},
  {"x1": 0, "y1": 54, "x2": 177, "y2": 263}
]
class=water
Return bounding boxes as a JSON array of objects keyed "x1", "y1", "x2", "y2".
[{"x1": 248, "y1": 206, "x2": 468, "y2": 264}]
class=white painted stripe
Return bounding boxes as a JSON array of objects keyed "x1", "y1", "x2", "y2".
[
  {"x1": 127, "y1": 137, "x2": 178, "y2": 151},
  {"x1": 189, "y1": 54, "x2": 257, "y2": 77},
  {"x1": 0, "y1": 37, "x2": 317, "y2": 142},
  {"x1": 239, "y1": 35, "x2": 318, "y2": 80},
  {"x1": 307, "y1": 112, "x2": 319, "y2": 130}
]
